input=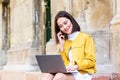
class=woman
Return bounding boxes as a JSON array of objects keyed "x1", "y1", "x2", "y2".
[{"x1": 42, "y1": 11, "x2": 96, "y2": 80}]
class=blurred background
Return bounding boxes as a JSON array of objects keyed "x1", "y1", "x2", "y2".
[{"x1": 0, "y1": 0, "x2": 120, "y2": 80}]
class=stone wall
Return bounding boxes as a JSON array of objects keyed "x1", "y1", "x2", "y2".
[
  {"x1": 110, "y1": 16, "x2": 120, "y2": 73},
  {"x1": 4, "y1": 0, "x2": 35, "y2": 70},
  {"x1": 110, "y1": 0, "x2": 120, "y2": 73},
  {"x1": 0, "y1": 4, "x2": 2, "y2": 49},
  {"x1": 10, "y1": 0, "x2": 33, "y2": 47},
  {"x1": 84, "y1": 0, "x2": 112, "y2": 29},
  {"x1": 0, "y1": 3, "x2": 7, "y2": 70},
  {"x1": 0, "y1": 0, "x2": 45, "y2": 71}
]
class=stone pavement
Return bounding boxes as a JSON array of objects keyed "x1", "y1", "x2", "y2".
[
  {"x1": 0, "y1": 70, "x2": 120, "y2": 80},
  {"x1": 0, "y1": 70, "x2": 43, "y2": 80}
]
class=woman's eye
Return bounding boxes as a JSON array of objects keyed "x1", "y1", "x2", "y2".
[{"x1": 63, "y1": 20, "x2": 68, "y2": 25}]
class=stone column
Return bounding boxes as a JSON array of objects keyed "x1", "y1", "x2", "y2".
[
  {"x1": 0, "y1": 4, "x2": 2, "y2": 49},
  {"x1": 0, "y1": 3, "x2": 3, "y2": 70},
  {"x1": 110, "y1": 0, "x2": 120, "y2": 73},
  {"x1": 3, "y1": 0, "x2": 45, "y2": 71},
  {"x1": 0, "y1": 1, "x2": 9, "y2": 70}
]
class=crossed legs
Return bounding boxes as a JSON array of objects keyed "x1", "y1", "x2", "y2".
[{"x1": 42, "y1": 73, "x2": 75, "y2": 80}]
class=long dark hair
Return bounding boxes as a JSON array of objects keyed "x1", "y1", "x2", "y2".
[{"x1": 55, "y1": 11, "x2": 80, "y2": 44}]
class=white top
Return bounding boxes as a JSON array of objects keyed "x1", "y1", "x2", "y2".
[
  {"x1": 68, "y1": 31, "x2": 80, "y2": 66},
  {"x1": 68, "y1": 31, "x2": 80, "y2": 41}
]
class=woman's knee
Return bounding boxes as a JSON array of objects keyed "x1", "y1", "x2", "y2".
[
  {"x1": 42, "y1": 73, "x2": 54, "y2": 80},
  {"x1": 53, "y1": 73, "x2": 75, "y2": 80},
  {"x1": 53, "y1": 73, "x2": 67, "y2": 80}
]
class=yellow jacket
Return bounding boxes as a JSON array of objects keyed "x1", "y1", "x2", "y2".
[{"x1": 58, "y1": 32, "x2": 96, "y2": 74}]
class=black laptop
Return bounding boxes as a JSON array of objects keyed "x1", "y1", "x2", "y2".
[{"x1": 36, "y1": 55, "x2": 77, "y2": 73}]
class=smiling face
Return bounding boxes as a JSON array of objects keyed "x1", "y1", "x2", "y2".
[{"x1": 57, "y1": 17, "x2": 73, "y2": 35}]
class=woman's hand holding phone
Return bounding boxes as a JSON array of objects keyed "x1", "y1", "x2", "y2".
[{"x1": 57, "y1": 31, "x2": 65, "y2": 52}]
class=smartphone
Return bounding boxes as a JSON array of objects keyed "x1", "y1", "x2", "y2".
[
  {"x1": 60, "y1": 31, "x2": 67, "y2": 39},
  {"x1": 61, "y1": 31, "x2": 65, "y2": 35},
  {"x1": 60, "y1": 31, "x2": 64, "y2": 39}
]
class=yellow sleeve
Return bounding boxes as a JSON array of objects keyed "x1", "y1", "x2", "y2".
[
  {"x1": 78, "y1": 36, "x2": 96, "y2": 70},
  {"x1": 57, "y1": 44, "x2": 69, "y2": 66}
]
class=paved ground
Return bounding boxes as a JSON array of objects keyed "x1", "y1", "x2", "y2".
[{"x1": 1, "y1": 70, "x2": 120, "y2": 80}]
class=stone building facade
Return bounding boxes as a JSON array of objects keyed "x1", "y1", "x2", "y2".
[{"x1": 0, "y1": 0, "x2": 120, "y2": 75}]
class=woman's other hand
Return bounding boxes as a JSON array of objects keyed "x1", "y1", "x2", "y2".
[{"x1": 66, "y1": 65, "x2": 78, "y2": 71}]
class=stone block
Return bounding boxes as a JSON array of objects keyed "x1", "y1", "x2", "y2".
[
  {"x1": 92, "y1": 76, "x2": 110, "y2": 80},
  {"x1": 7, "y1": 48, "x2": 30, "y2": 64},
  {"x1": 92, "y1": 73, "x2": 111, "y2": 80},
  {"x1": 2, "y1": 71, "x2": 26, "y2": 80},
  {"x1": 0, "y1": 70, "x2": 44, "y2": 80},
  {"x1": 0, "y1": 71, "x2": 2, "y2": 80},
  {"x1": 26, "y1": 72, "x2": 43, "y2": 80}
]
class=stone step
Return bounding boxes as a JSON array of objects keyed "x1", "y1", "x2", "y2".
[
  {"x1": 0, "y1": 71, "x2": 2, "y2": 80},
  {"x1": 0, "y1": 70, "x2": 43, "y2": 80},
  {"x1": 1, "y1": 70, "x2": 120, "y2": 80},
  {"x1": 92, "y1": 76, "x2": 111, "y2": 80},
  {"x1": 92, "y1": 73, "x2": 111, "y2": 80}
]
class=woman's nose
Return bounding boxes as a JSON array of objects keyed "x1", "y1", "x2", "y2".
[{"x1": 63, "y1": 25, "x2": 67, "y2": 29}]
